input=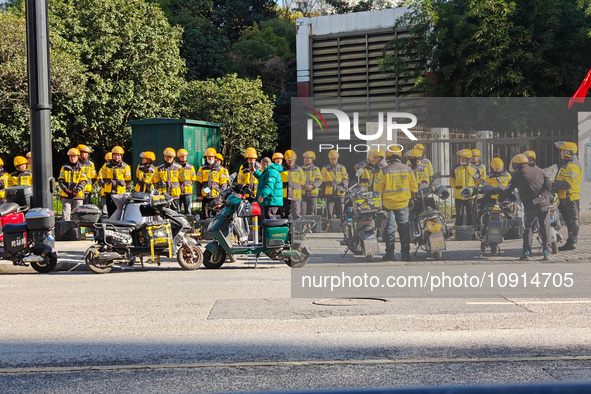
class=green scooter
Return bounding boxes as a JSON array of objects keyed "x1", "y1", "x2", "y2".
[{"x1": 202, "y1": 183, "x2": 310, "y2": 269}]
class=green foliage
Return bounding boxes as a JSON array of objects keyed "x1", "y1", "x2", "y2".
[
  {"x1": 0, "y1": 10, "x2": 85, "y2": 162},
  {"x1": 380, "y1": 0, "x2": 591, "y2": 97},
  {"x1": 49, "y1": 0, "x2": 186, "y2": 153},
  {"x1": 326, "y1": 0, "x2": 395, "y2": 14},
  {"x1": 212, "y1": 0, "x2": 278, "y2": 42},
  {"x1": 178, "y1": 74, "x2": 277, "y2": 167},
  {"x1": 183, "y1": 21, "x2": 231, "y2": 80}
]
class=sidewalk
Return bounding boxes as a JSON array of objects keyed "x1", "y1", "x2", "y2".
[
  {"x1": 1, "y1": 225, "x2": 590, "y2": 273},
  {"x1": 304, "y1": 224, "x2": 591, "y2": 265}
]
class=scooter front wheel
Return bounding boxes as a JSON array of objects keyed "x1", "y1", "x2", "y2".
[
  {"x1": 203, "y1": 248, "x2": 226, "y2": 269},
  {"x1": 177, "y1": 241, "x2": 204, "y2": 270},
  {"x1": 85, "y1": 245, "x2": 114, "y2": 274}
]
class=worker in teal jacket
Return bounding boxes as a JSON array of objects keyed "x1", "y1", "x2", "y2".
[{"x1": 253, "y1": 157, "x2": 284, "y2": 219}]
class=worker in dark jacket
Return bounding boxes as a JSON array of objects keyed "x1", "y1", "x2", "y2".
[{"x1": 498, "y1": 154, "x2": 553, "y2": 261}]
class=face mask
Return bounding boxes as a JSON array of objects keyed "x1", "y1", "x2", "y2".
[
  {"x1": 461, "y1": 161, "x2": 469, "y2": 166},
  {"x1": 207, "y1": 158, "x2": 215, "y2": 165}
]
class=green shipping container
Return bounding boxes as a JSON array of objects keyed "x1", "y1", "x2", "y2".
[{"x1": 128, "y1": 118, "x2": 224, "y2": 183}]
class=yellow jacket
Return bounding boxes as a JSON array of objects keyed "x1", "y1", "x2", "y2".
[
  {"x1": 485, "y1": 170, "x2": 511, "y2": 189},
  {"x1": 375, "y1": 159, "x2": 418, "y2": 210},
  {"x1": 321, "y1": 164, "x2": 349, "y2": 197},
  {"x1": 80, "y1": 159, "x2": 97, "y2": 193},
  {"x1": 302, "y1": 164, "x2": 322, "y2": 196},
  {"x1": 195, "y1": 163, "x2": 227, "y2": 198},
  {"x1": 135, "y1": 163, "x2": 157, "y2": 193},
  {"x1": 0, "y1": 170, "x2": 10, "y2": 200},
  {"x1": 9, "y1": 170, "x2": 32, "y2": 187},
  {"x1": 554, "y1": 157, "x2": 582, "y2": 201},
  {"x1": 450, "y1": 163, "x2": 478, "y2": 200},
  {"x1": 58, "y1": 162, "x2": 88, "y2": 199},
  {"x1": 179, "y1": 162, "x2": 197, "y2": 195},
  {"x1": 285, "y1": 164, "x2": 306, "y2": 200},
  {"x1": 99, "y1": 161, "x2": 132, "y2": 195},
  {"x1": 154, "y1": 162, "x2": 182, "y2": 198}
]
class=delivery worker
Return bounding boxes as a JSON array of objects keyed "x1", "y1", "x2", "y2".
[
  {"x1": 375, "y1": 146, "x2": 418, "y2": 261},
  {"x1": 154, "y1": 147, "x2": 182, "y2": 211},
  {"x1": 77, "y1": 144, "x2": 97, "y2": 205},
  {"x1": 135, "y1": 151, "x2": 157, "y2": 193},
  {"x1": 356, "y1": 150, "x2": 379, "y2": 191},
  {"x1": 450, "y1": 149, "x2": 478, "y2": 226},
  {"x1": 195, "y1": 147, "x2": 227, "y2": 219},
  {"x1": 9, "y1": 156, "x2": 32, "y2": 187},
  {"x1": 0, "y1": 158, "x2": 10, "y2": 204},
  {"x1": 216, "y1": 153, "x2": 229, "y2": 187},
  {"x1": 301, "y1": 151, "x2": 322, "y2": 216},
  {"x1": 321, "y1": 150, "x2": 349, "y2": 219},
  {"x1": 26, "y1": 152, "x2": 32, "y2": 171},
  {"x1": 406, "y1": 148, "x2": 431, "y2": 189},
  {"x1": 523, "y1": 150, "x2": 538, "y2": 168},
  {"x1": 499, "y1": 154, "x2": 552, "y2": 261},
  {"x1": 98, "y1": 152, "x2": 112, "y2": 215},
  {"x1": 553, "y1": 142, "x2": 582, "y2": 251},
  {"x1": 58, "y1": 148, "x2": 88, "y2": 221},
  {"x1": 486, "y1": 157, "x2": 511, "y2": 190},
  {"x1": 471, "y1": 149, "x2": 487, "y2": 180},
  {"x1": 237, "y1": 147, "x2": 260, "y2": 200},
  {"x1": 283, "y1": 150, "x2": 305, "y2": 220},
  {"x1": 98, "y1": 146, "x2": 132, "y2": 217},
  {"x1": 406, "y1": 143, "x2": 433, "y2": 182},
  {"x1": 177, "y1": 148, "x2": 196, "y2": 215}
]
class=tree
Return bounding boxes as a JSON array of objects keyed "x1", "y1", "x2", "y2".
[
  {"x1": 178, "y1": 74, "x2": 277, "y2": 167},
  {"x1": 183, "y1": 21, "x2": 231, "y2": 80},
  {"x1": 380, "y1": 0, "x2": 591, "y2": 97},
  {"x1": 49, "y1": 0, "x2": 186, "y2": 153},
  {"x1": 0, "y1": 10, "x2": 86, "y2": 161},
  {"x1": 212, "y1": 0, "x2": 278, "y2": 42}
]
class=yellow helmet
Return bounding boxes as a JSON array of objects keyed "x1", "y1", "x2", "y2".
[
  {"x1": 163, "y1": 147, "x2": 176, "y2": 157},
  {"x1": 328, "y1": 150, "x2": 339, "y2": 159},
  {"x1": 177, "y1": 149, "x2": 188, "y2": 157},
  {"x1": 0, "y1": 158, "x2": 3, "y2": 166},
  {"x1": 26, "y1": 152, "x2": 31, "y2": 158},
  {"x1": 457, "y1": 149, "x2": 472, "y2": 159},
  {"x1": 375, "y1": 149, "x2": 385, "y2": 159},
  {"x1": 141, "y1": 151, "x2": 156, "y2": 161},
  {"x1": 77, "y1": 144, "x2": 92, "y2": 153},
  {"x1": 303, "y1": 151, "x2": 316, "y2": 160},
  {"x1": 511, "y1": 154, "x2": 529, "y2": 165},
  {"x1": 368, "y1": 150, "x2": 379, "y2": 162},
  {"x1": 272, "y1": 152, "x2": 284, "y2": 160},
  {"x1": 204, "y1": 148, "x2": 217, "y2": 157},
  {"x1": 67, "y1": 148, "x2": 81, "y2": 156},
  {"x1": 284, "y1": 150, "x2": 297, "y2": 161},
  {"x1": 491, "y1": 157, "x2": 504, "y2": 171},
  {"x1": 216, "y1": 153, "x2": 224, "y2": 161},
  {"x1": 14, "y1": 156, "x2": 27, "y2": 167},
  {"x1": 386, "y1": 146, "x2": 403, "y2": 158},
  {"x1": 406, "y1": 148, "x2": 422, "y2": 158},
  {"x1": 523, "y1": 150, "x2": 536, "y2": 160},
  {"x1": 105, "y1": 152, "x2": 113, "y2": 161},
  {"x1": 112, "y1": 146, "x2": 124, "y2": 154},
  {"x1": 558, "y1": 141, "x2": 578, "y2": 158},
  {"x1": 472, "y1": 149, "x2": 481, "y2": 157},
  {"x1": 413, "y1": 143, "x2": 425, "y2": 152},
  {"x1": 244, "y1": 147, "x2": 258, "y2": 159}
]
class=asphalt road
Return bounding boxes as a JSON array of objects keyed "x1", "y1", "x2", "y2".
[{"x1": 1, "y1": 254, "x2": 591, "y2": 393}]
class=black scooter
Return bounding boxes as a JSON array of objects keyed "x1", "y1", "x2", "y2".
[{"x1": 409, "y1": 184, "x2": 451, "y2": 260}]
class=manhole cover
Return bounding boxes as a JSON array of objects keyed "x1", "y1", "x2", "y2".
[{"x1": 313, "y1": 298, "x2": 387, "y2": 306}]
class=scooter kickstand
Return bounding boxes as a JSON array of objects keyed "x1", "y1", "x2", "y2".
[
  {"x1": 413, "y1": 243, "x2": 420, "y2": 256},
  {"x1": 343, "y1": 247, "x2": 349, "y2": 257},
  {"x1": 254, "y1": 253, "x2": 260, "y2": 269}
]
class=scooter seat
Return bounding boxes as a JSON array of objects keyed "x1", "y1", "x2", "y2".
[
  {"x1": 262, "y1": 219, "x2": 289, "y2": 227},
  {"x1": 3, "y1": 222, "x2": 27, "y2": 233},
  {"x1": 0, "y1": 202, "x2": 19, "y2": 216},
  {"x1": 98, "y1": 217, "x2": 140, "y2": 228}
]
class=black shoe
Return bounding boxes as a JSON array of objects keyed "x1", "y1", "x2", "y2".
[
  {"x1": 558, "y1": 244, "x2": 576, "y2": 251},
  {"x1": 382, "y1": 254, "x2": 396, "y2": 261},
  {"x1": 401, "y1": 254, "x2": 412, "y2": 262}
]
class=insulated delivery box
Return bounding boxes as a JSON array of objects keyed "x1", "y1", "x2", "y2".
[{"x1": 138, "y1": 220, "x2": 173, "y2": 261}]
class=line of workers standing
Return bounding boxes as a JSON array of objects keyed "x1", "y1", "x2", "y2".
[{"x1": 0, "y1": 142, "x2": 580, "y2": 262}]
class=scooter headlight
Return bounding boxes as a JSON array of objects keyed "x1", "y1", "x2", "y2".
[{"x1": 426, "y1": 221, "x2": 442, "y2": 233}]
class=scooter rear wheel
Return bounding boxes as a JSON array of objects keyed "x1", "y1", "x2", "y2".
[
  {"x1": 203, "y1": 248, "x2": 226, "y2": 269},
  {"x1": 85, "y1": 246, "x2": 114, "y2": 274},
  {"x1": 31, "y1": 254, "x2": 57, "y2": 273}
]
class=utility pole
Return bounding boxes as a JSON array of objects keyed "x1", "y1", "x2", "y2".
[{"x1": 25, "y1": 0, "x2": 54, "y2": 209}]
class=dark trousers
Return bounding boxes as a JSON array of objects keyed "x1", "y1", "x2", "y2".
[
  {"x1": 301, "y1": 196, "x2": 317, "y2": 216},
  {"x1": 263, "y1": 206, "x2": 280, "y2": 220},
  {"x1": 83, "y1": 193, "x2": 91, "y2": 205},
  {"x1": 326, "y1": 196, "x2": 345, "y2": 219},
  {"x1": 384, "y1": 206, "x2": 410, "y2": 257},
  {"x1": 455, "y1": 199, "x2": 474, "y2": 226},
  {"x1": 106, "y1": 194, "x2": 117, "y2": 218},
  {"x1": 281, "y1": 198, "x2": 290, "y2": 219},
  {"x1": 523, "y1": 205, "x2": 551, "y2": 253},
  {"x1": 179, "y1": 195, "x2": 191, "y2": 215},
  {"x1": 558, "y1": 199, "x2": 580, "y2": 246},
  {"x1": 201, "y1": 198, "x2": 214, "y2": 219}
]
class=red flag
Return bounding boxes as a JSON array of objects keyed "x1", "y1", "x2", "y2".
[{"x1": 569, "y1": 67, "x2": 591, "y2": 109}]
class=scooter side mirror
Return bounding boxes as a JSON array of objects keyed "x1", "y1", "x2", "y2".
[
  {"x1": 507, "y1": 193, "x2": 517, "y2": 203},
  {"x1": 434, "y1": 184, "x2": 450, "y2": 200},
  {"x1": 355, "y1": 168, "x2": 364, "y2": 178},
  {"x1": 229, "y1": 172, "x2": 238, "y2": 182}
]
